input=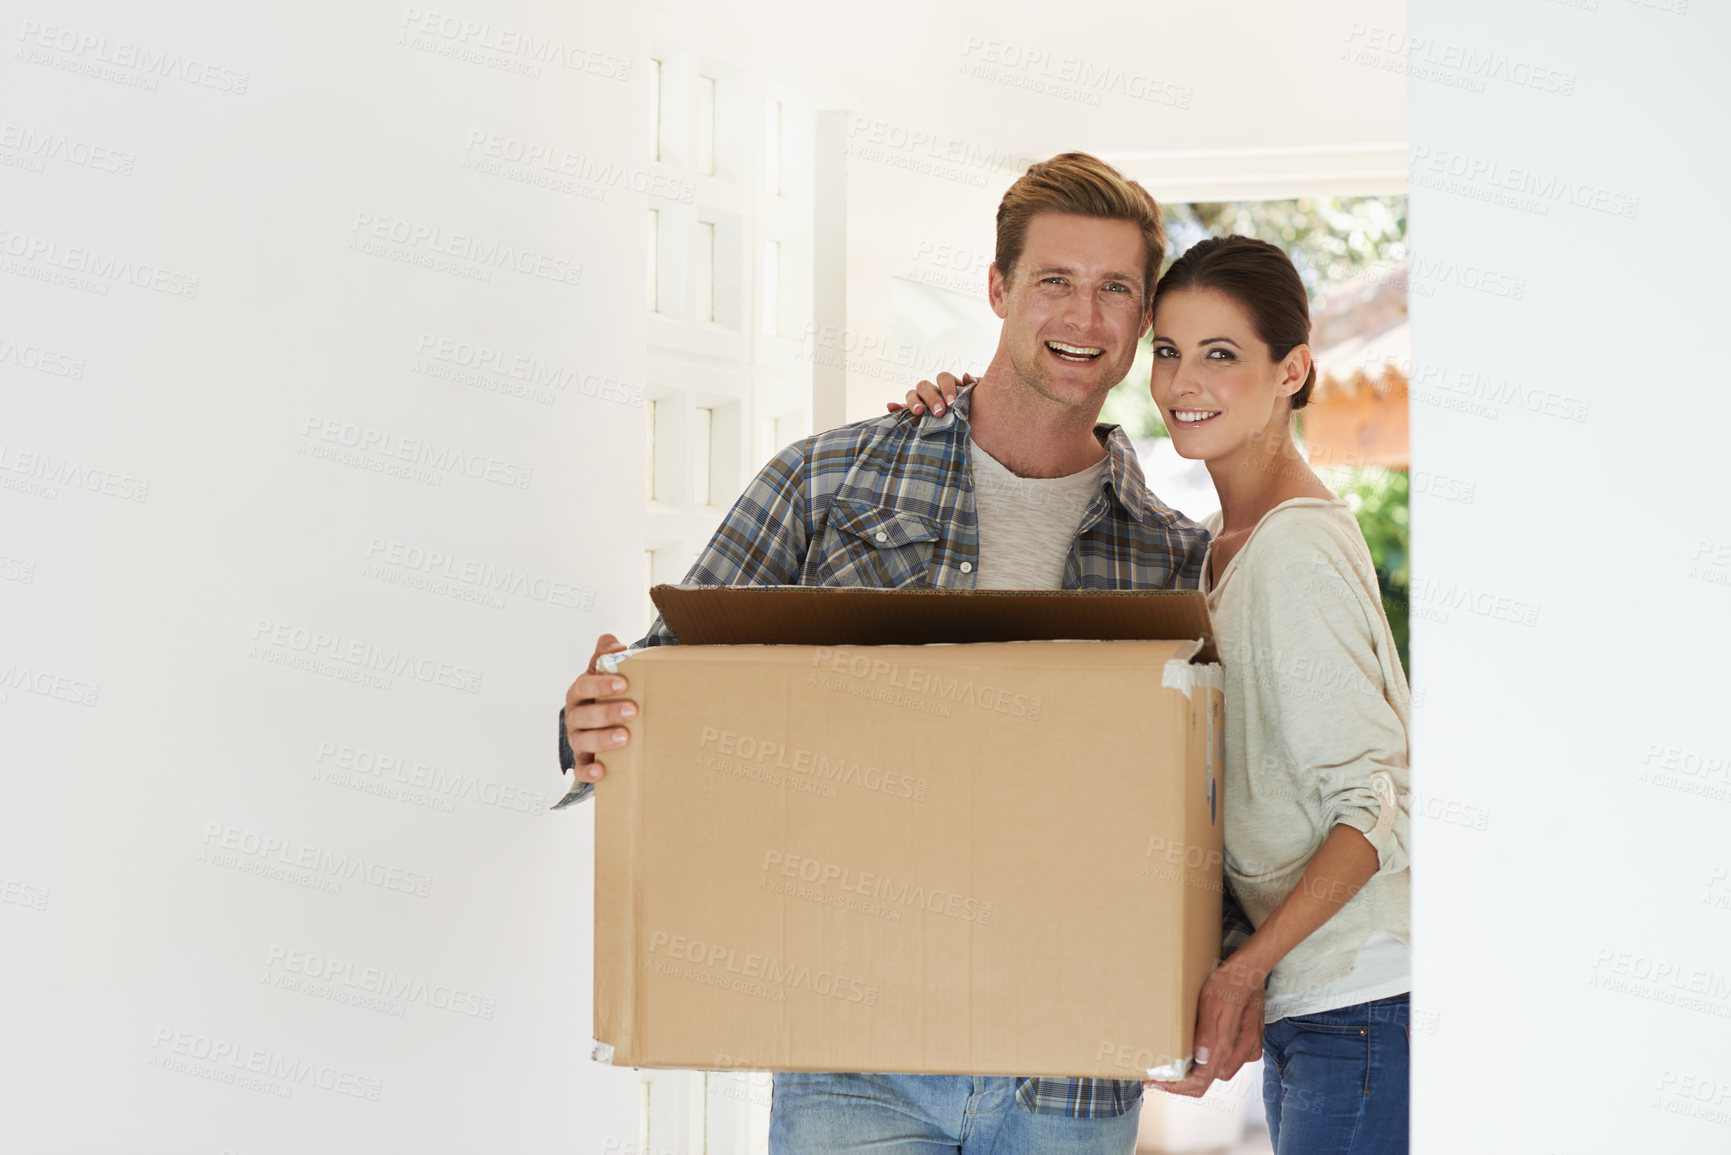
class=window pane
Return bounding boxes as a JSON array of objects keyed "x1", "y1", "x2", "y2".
[
  {"x1": 698, "y1": 221, "x2": 716, "y2": 324},
  {"x1": 697, "y1": 76, "x2": 717, "y2": 176},
  {"x1": 761, "y1": 240, "x2": 780, "y2": 337},
  {"x1": 647, "y1": 209, "x2": 659, "y2": 313},
  {"x1": 764, "y1": 99, "x2": 782, "y2": 195},
  {"x1": 645, "y1": 399, "x2": 658, "y2": 501},
  {"x1": 649, "y1": 59, "x2": 662, "y2": 162},
  {"x1": 694, "y1": 406, "x2": 714, "y2": 507}
]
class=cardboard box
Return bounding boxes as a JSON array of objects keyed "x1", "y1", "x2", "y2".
[{"x1": 594, "y1": 585, "x2": 1224, "y2": 1080}]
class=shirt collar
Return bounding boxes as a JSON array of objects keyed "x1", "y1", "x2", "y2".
[{"x1": 925, "y1": 384, "x2": 1176, "y2": 528}]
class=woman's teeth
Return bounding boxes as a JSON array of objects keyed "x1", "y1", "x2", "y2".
[
  {"x1": 1047, "y1": 341, "x2": 1103, "y2": 362},
  {"x1": 1172, "y1": 409, "x2": 1221, "y2": 423}
]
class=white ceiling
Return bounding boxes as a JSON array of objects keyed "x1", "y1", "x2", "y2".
[{"x1": 656, "y1": 0, "x2": 1408, "y2": 198}]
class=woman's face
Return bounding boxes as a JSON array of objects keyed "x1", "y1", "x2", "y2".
[{"x1": 1149, "y1": 288, "x2": 1305, "y2": 463}]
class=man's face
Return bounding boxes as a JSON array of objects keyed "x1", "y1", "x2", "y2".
[{"x1": 989, "y1": 212, "x2": 1152, "y2": 413}]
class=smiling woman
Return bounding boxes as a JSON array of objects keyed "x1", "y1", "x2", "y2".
[{"x1": 1143, "y1": 235, "x2": 1413, "y2": 1155}]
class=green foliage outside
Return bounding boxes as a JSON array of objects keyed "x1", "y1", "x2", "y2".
[
  {"x1": 1107, "y1": 196, "x2": 1413, "y2": 672},
  {"x1": 1323, "y1": 466, "x2": 1412, "y2": 673}
]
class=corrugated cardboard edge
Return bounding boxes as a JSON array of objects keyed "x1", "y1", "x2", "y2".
[
  {"x1": 592, "y1": 656, "x2": 647, "y2": 1066},
  {"x1": 651, "y1": 584, "x2": 1220, "y2": 664},
  {"x1": 1176, "y1": 673, "x2": 1227, "y2": 1078}
]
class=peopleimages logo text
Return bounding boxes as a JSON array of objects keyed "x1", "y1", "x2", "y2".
[
  {"x1": 647, "y1": 932, "x2": 879, "y2": 1005},
  {"x1": 0, "y1": 227, "x2": 199, "y2": 297},
  {"x1": 250, "y1": 618, "x2": 484, "y2": 694},
  {"x1": 350, "y1": 212, "x2": 582, "y2": 285},
  {"x1": 300, "y1": 416, "x2": 533, "y2": 489},
  {"x1": 16, "y1": 22, "x2": 250, "y2": 93},
  {"x1": 1411, "y1": 147, "x2": 1640, "y2": 219},
  {"x1": 0, "y1": 443, "x2": 148, "y2": 501},
  {"x1": 201, "y1": 823, "x2": 434, "y2": 897}
]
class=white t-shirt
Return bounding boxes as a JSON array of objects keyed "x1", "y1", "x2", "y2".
[{"x1": 967, "y1": 439, "x2": 1108, "y2": 590}]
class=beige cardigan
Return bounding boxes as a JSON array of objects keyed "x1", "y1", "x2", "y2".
[{"x1": 1203, "y1": 499, "x2": 1413, "y2": 1001}]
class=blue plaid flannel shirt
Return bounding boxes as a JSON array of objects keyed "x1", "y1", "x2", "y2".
[{"x1": 559, "y1": 389, "x2": 1254, "y2": 1117}]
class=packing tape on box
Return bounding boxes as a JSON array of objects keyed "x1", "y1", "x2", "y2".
[
  {"x1": 592, "y1": 1040, "x2": 616, "y2": 1064},
  {"x1": 1144, "y1": 1055, "x2": 1194, "y2": 1081},
  {"x1": 597, "y1": 648, "x2": 645, "y2": 676},
  {"x1": 1161, "y1": 659, "x2": 1224, "y2": 701}
]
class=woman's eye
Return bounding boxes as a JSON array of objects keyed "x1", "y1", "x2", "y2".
[
  {"x1": 1207, "y1": 348, "x2": 1236, "y2": 361},
  {"x1": 1153, "y1": 346, "x2": 1176, "y2": 359}
]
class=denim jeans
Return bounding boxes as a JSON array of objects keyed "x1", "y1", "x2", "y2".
[
  {"x1": 768, "y1": 1073, "x2": 1142, "y2": 1155},
  {"x1": 1261, "y1": 993, "x2": 1410, "y2": 1154}
]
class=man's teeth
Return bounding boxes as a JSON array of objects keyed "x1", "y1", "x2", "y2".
[
  {"x1": 1172, "y1": 409, "x2": 1220, "y2": 422},
  {"x1": 1047, "y1": 341, "x2": 1103, "y2": 361}
]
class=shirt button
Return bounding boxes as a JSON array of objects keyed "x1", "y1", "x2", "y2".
[
  {"x1": 875, "y1": 531, "x2": 888, "y2": 543},
  {"x1": 959, "y1": 562, "x2": 973, "y2": 573}
]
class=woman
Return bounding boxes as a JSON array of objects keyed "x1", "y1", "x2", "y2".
[{"x1": 897, "y1": 235, "x2": 1412, "y2": 1153}]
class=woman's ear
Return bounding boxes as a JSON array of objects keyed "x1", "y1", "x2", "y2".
[{"x1": 1280, "y1": 345, "x2": 1312, "y2": 398}]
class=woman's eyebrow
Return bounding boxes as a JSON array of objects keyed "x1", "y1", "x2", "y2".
[{"x1": 1149, "y1": 335, "x2": 1242, "y2": 347}]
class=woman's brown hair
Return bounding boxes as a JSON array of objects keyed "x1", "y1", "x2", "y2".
[{"x1": 1152, "y1": 235, "x2": 1316, "y2": 409}]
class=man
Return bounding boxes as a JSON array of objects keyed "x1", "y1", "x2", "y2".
[{"x1": 560, "y1": 153, "x2": 1260, "y2": 1153}]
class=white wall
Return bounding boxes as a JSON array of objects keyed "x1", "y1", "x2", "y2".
[
  {"x1": 1407, "y1": 2, "x2": 1731, "y2": 1151},
  {"x1": 0, "y1": 1, "x2": 1421, "y2": 1152},
  {"x1": 1, "y1": 2, "x2": 650, "y2": 1150}
]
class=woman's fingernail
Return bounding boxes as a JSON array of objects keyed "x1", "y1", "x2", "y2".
[
  {"x1": 620, "y1": 704, "x2": 636, "y2": 719},
  {"x1": 912, "y1": 404, "x2": 924, "y2": 413},
  {"x1": 933, "y1": 404, "x2": 945, "y2": 415},
  {"x1": 612, "y1": 730, "x2": 628, "y2": 745},
  {"x1": 1194, "y1": 1046, "x2": 1211, "y2": 1065},
  {"x1": 588, "y1": 766, "x2": 602, "y2": 780},
  {"x1": 611, "y1": 678, "x2": 626, "y2": 692}
]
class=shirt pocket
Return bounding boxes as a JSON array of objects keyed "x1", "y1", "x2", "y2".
[{"x1": 813, "y1": 498, "x2": 940, "y2": 589}]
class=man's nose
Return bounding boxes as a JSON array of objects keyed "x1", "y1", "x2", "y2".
[{"x1": 1060, "y1": 287, "x2": 1103, "y2": 332}]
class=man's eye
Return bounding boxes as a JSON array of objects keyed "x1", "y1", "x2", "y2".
[
  {"x1": 1042, "y1": 277, "x2": 1067, "y2": 286},
  {"x1": 1104, "y1": 283, "x2": 1129, "y2": 293}
]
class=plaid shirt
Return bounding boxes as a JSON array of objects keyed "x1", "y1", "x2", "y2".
[{"x1": 560, "y1": 388, "x2": 1251, "y2": 1117}]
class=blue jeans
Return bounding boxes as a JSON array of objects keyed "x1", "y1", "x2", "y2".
[
  {"x1": 1261, "y1": 993, "x2": 1409, "y2": 1154},
  {"x1": 768, "y1": 1073, "x2": 1142, "y2": 1155}
]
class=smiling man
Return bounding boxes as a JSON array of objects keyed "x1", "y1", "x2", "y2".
[{"x1": 559, "y1": 152, "x2": 1257, "y2": 1154}]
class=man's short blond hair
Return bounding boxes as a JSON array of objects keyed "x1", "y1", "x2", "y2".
[{"x1": 994, "y1": 152, "x2": 1165, "y2": 305}]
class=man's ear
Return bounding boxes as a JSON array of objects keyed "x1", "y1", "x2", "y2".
[
  {"x1": 988, "y1": 264, "x2": 1010, "y2": 319},
  {"x1": 1138, "y1": 299, "x2": 1154, "y2": 340}
]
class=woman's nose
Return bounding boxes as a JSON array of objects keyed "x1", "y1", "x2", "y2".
[{"x1": 1163, "y1": 361, "x2": 1201, "y2": 398}]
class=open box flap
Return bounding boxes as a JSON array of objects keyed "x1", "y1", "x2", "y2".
[{"x1": 650, "y1": 585, "x2": 1218, "y2": 664}]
